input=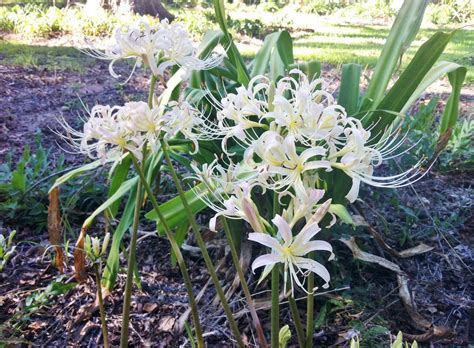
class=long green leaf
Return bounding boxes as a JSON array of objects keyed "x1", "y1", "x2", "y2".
[
  {"x1": 360, "y1": 0, "x2": 429, "y2": 111},
  {"x1": 49, "y1": 160, "x2": 103, "y2": 192},
  {"x1": 102, "y1": 187, "x2": 136, "y2": 289},
  {"x1": 83, "y1": 177, "x2": 138, "y2": 229},
  {"x1": 251, "y1": 31, "x2": 294, "y2": 80},
  {"x1": 338, "y1": 64, "x2": 362, "y2": 116},
  {"x1": 145, "y1": 183, "x2": 208, "y2": 233},
  {"x1": 440, "y1": 67, "x2": 466, "y2": 133},
  {"x1": 366, "y1": 31, "x2": 456, "y2": 135},
  {"x1": 290, "y1": 60, "x2": 321, "y2": 80},
  {"x1": 212, "y1": 0, "x2": 250, "y2": 85},
  {"x1": 400, "y1": 61, "x2": 465, "y2": 115},
  {"x1": 107, "y1": 155, "x2": 132, "y2": 218}
]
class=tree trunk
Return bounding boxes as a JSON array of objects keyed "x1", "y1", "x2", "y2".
[{"x1": 131, "y1": 0, "x2": 175, "y2": 21}]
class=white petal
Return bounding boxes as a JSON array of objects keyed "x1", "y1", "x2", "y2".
[
  {"x1": 248, "y1": 233, "x2": 283, "y2": 253},
  {"x1": 271, "y1": 214, "x2": 292, "y2": 246},
  {"x1": 292, "y1": 240, "x2": 333, "y2": 257},
  {"x1": 294, "y1": 256, "x2": 331, "y2": 285},
  {"x1": 251, "y1": 253, "x2": 282, "y2": 272},
  {"x1": 209, "y1": 216, "x2": 218, "y2": 232},
  {"x1": 293, "y1": 222, "x2": 321, "y2": 246},
  {"x1": 345, "y1": 177, "x2": 361, "y2": 203}
]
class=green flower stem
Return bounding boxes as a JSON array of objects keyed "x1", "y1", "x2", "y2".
[
  {"x1": 222, "y1": 218, "x2": 268, "y2": 348},
  {"x1": 130, "y1": 154, "x2": 204, "y2": 348},
  {"x1": 288, "y1": 296, "x2": 305, "y2": 348},
  {"x1": 271, "y1": 265, "x2": 280, "y2": 348},
  {"x1": 160, "y1": 139, "x2": 244, "y2": 348},
  {"x1": 271, "y1": 190, "x2": 280, "y2": 348},
  {"x1": 120, "y1": 160, "x2": 144, "y2": 348},
  {"x1": 305, "y1": 252, "x2": 315, "y2": 348},
  {"x1": 94, "y1": 263, "x2": 109, "y2": 348},
  {"x1": 148, "y1": 75, "x2": 157, "y2": 108}
]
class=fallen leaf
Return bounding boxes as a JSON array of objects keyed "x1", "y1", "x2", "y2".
[
  {"x1": 143, "y1": 302, "x2": 158, "y2": 313},
  {"x1": 158, "y1": 316, "x2": 175, "y2": 332}
]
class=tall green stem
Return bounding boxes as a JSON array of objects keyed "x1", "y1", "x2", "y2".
[
  {"x1": 120, "y1": 162, "x2": 143, "y2": 348},
  {"x1": 271, "y1": 265, "x2": 279, "y2": 348},
  {"x1": 130, "y1": 155, "x2": 204, "y2": 348},
  {"x1": 305, "y1": 252, "x2": 315, "y2": 348},
  {"x1": 223, "y1": 219, "x2": 268, "y2": 348},
  {"x1": 271, "y1": 190, "x2": 280, "y2": 348},
  {"x1": 148, "y1": 75, "x2": 157, "y2": 108},
  {"x1": 288, "y1": 296, "x2": 305, "y2": 348},
  {"x1": 160, "y1": 139, "x2": 244, "y2": 348},
  {"x1": 94, "y1": 263, "x2": 109, "y2": 348}
]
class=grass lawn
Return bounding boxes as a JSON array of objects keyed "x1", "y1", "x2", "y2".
[
  {"x1": 235, "y1": 19, "x2": 473, "y2": 83},
  {"x1": 1, "y1": 10, "x2": 472, "y2": 82}
]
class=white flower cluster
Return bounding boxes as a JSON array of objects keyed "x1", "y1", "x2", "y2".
[
  {"x1": 191, "y1": 69, "x2": 423, "y2": 293},
  {"x1": 86, "y1": 19, "x2": 223, "y2": 81},
  {"x1": 204, "y1": 69, "x2": 420, "y2": 203},
  {"x1": 60, "y1": 101, "x2": 207, "y2": 162}
]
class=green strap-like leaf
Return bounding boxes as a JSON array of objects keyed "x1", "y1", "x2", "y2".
[
  {"x1": 360, "y1": 0, "x2": 429, "y2": 111},
  {"x1": 440, "y1": 67, "x2": 466, "y2": 133},
  {"x1": 145, "y1": 183, "x2": 208, "y2": 233},
  {"x1": 102, "y1": 187, "x2": 136, "y2": 289},
  {"x1": 366, "y1": 31, "x2": 457, "y2": 136},
  {"x1": 251, "y1": 31, "x2": 294, "y2": 80},
  {"x1": 213, "y1": 0, "x2": 250, "y2": 86},
  {"x1": 107, "y1": 155, "x2": 132, "y2": 218},
  {"x1": 83, "y1": 177, "x2": 138, "y2": 229},
  {"x1": 289, "y1": 60, "x2": 321, "y2": 80},
  {"x1": 338, "y1": 63, "x2": 362, "y2": 116},
  {"x1": 49, "y1": 159, "x2": 103, "y2": 192}
]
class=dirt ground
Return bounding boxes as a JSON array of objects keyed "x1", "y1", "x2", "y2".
[{"x1": 0, "y1": 52, "x2": 473, "y2": 347}]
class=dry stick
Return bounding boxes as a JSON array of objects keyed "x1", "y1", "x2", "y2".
[
  {"x1": 222, "y1": 218, "x2": 268, "y2": 348},
  {"x1": 94, "y1": 263, "x2": 109, "y2": 348},
  {"x1": 160, "y1": 139, "x2": 245, "y2": 348},
  {"x1": 130, "y1": 154, "x2": 204, "y2": 348}
]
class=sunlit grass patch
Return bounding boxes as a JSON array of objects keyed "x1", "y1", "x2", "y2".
[{"x1": 0, "y1": 40, "x2": 92, "y2": 72}]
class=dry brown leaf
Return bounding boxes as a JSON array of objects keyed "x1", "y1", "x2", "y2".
[
  {"x1": 339, "y1": 237, "x2": 403, "y2": 274},
  {"x1": 74, "y1": 226, "x2": 88, "y2": 282},
  {"x1": 143, "y1": 302, "x2": 158, "y2": 313},
  {"x1": 158, "y1": 316, "x2": 175, "y2": 332},
  {"x1": 398, "y1": 243, "x2": 434, "y2": 258},
  {"x1": 340, "y1": 236, "x2": 454, "y2": 342},
  {"x1": 354, "y1": 203, "x2": 433, "y2": 259},
  {"x1": 48, "y1": 187, "x2": 65, "y2": 273}
]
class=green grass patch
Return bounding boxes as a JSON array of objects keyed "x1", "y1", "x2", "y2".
[
  {"x1": 0, "y1": 40, "x2": 93, "y2": 72},
  {"x1": 238, "y1": 21, "x2": 473, "y2": 82}
]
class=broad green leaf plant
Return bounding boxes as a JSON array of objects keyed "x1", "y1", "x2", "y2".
[{"x1": 51, "y1": 0, "x2": 465, "y2": 346}]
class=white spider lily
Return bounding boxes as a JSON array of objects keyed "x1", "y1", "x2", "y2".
[
  {"x1": 329, "y1": 121, "x2": 424, "y2": 202},
  {"x1": 84, "y1": 19, "x2": 223, "y2": 81},
  {"x1": 85, "y1": 21, "x2": 161, "y2": 81},
  {"x1": 249, "y1": 212, "x2": 334, "y2": 295},
  {"x1": 160, "y1": 101, "x2": 220, "y2": 154},
  {"x1": 123, "y1": 101, "x2": 162, "y2": 151},
  {"x1": 58, "y1": 104, "x2": 144, "y2": 162},
  {"x1": 190, "y1": 159, "x2": 262, "y2": 231},
  {"x1": 280, "y1": 188, "x2": 325, "y2": 226},
  {"x1": 244, "y1": 132, "x2": 331, "y2": 196},
  {"x1": 155, "y1": 20, "x2": 224, "y2": 74}
]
